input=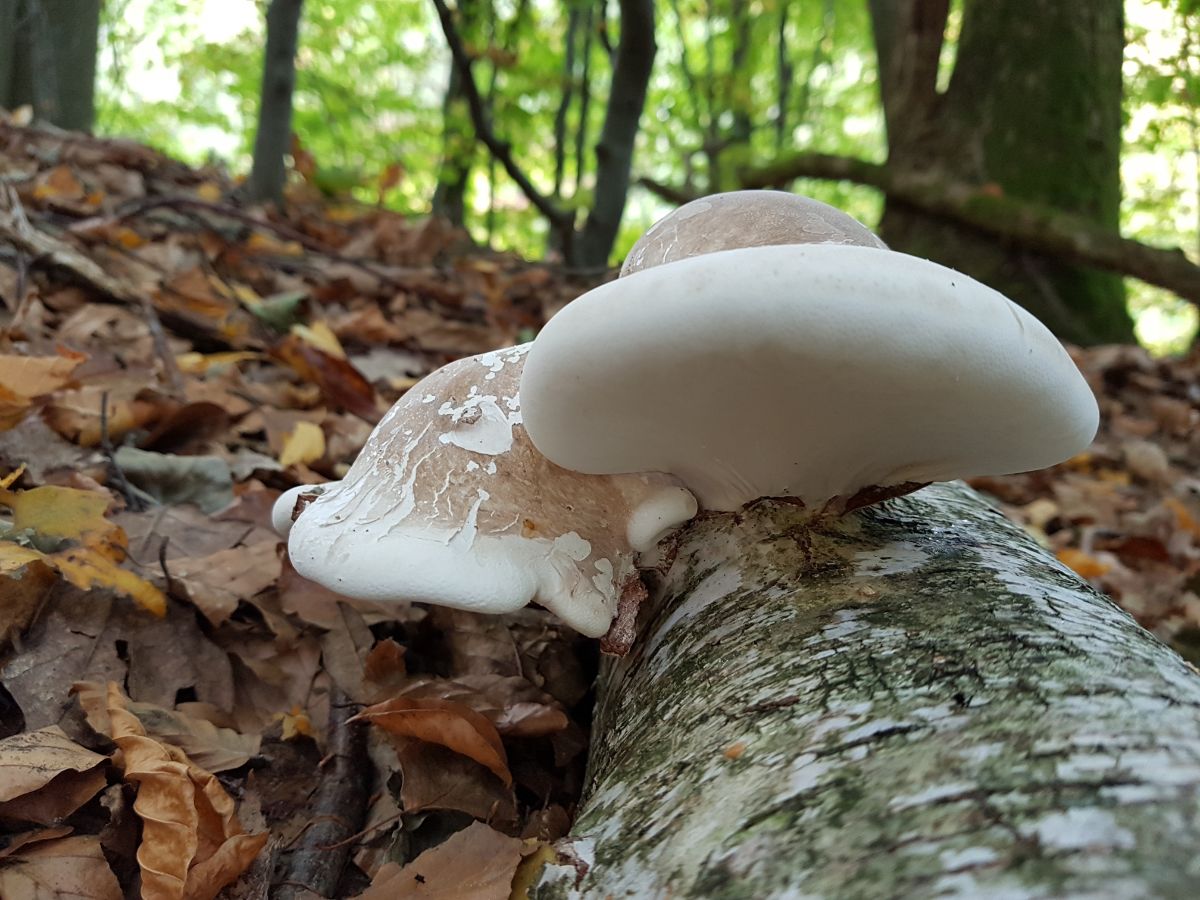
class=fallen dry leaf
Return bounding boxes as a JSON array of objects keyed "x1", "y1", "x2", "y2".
[
  {"x1": 107, "y1": 683, "x2": 267, "y2": 900},
  {"x1": 0, "y1": 483, "x2": 166, "y2": 616},
  {"x1": 391, "y1": 739, "x2": 517, "y2": 826},
  {"x1": 0, "y1": 348, "x2": 87, "y2": 430},
  {"x1": 0, "y1": 834, "x2": 122, "y2": 900},
  {"x1": 356, "y1": 696, "x2": 511, "y2": 786},
  {"x1": 1057, "y1": 547, "x2": 1112, "y2": 580},
  {"x1": 278, "y1": 419, "x2": 326, "y2": 467},
  {"x1": 272, "y1": 333, "x2": 379, "y2": 420},
  {"x1": 167, "y1": 541, "x2": 280, "y2": 626},
  {"x1": 0, "y1": 826, "x2": 75, "y2": 860},
  {"x1": 72, "y1": 682, "x2": 260, "y2": 773},
  {"x1": 0, "y1": 727, "x2": 108, "y2": 826},
  {"x1": 355, "y1": 821, "x2": 524, "y2": 900},
  {"x1": 0, "y1": 555, "x2": 57, "y2": 647},
  {"x1": 0, "y1": 727, "x2": 106, "y2": 801}
]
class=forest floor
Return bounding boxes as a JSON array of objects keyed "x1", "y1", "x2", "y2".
[{"x1": 0, "y1": 120, "x2": 1197, "y2": 898}]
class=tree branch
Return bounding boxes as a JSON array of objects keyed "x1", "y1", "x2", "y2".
[
  {"x1": 640, "y1": 154, "x2": 1200, "y2": 306},
  {"x1": 572, "y1": 0, "x2": 657, "y2": 267},
  {"x1": 429, "y1": 0, "x2": 572, "y2": 233}
]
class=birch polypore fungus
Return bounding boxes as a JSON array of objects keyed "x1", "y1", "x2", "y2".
[
  {"x1": 274, "y1": 345, "x2": 696, "y2": 638},
  {"x1": 522, "y1": 191, "x2": 1099, "y2": 514},
  {"x1": 621, "y1": 189, "x2": 887, "y2": 276}
]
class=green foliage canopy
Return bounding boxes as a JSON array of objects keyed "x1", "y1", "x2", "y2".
[{"x1": 95, "y1": 0, "x2": 1200, "y2": 350}]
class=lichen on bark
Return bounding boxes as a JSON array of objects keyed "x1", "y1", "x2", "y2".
[{"x1": 534, "y1": 482, "x2": 1200, "y2": 898}]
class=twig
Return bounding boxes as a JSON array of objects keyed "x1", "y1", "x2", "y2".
[
  {"x1": 429, "y1": 0, "x2": 575, "y2": 238},
  {"x1": 99, "y1": 391, "x2": 147, "y2": 512},
  {"x1": 0, "y1": 184, "x2": 144, "y2": 306},
  {"x1": 0, "y1": 185, "x2": 187, "y2": 395},
  {"x1": 140, "y1": 294, "x2": 186, "y2": 398},
  {"x1": 274, "y1": 687, "x2": 370, "y2": 899},
  {"x1": 72, "y1": 194, "x2": 424, "y2": 292}
]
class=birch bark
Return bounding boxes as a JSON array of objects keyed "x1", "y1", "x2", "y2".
[{"x1": 534, "y1": 483, "x2": 1200, "y2": 898}]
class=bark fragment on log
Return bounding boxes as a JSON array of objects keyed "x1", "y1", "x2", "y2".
[{"x1": 534, "y1": 483, "x2": 1200, "y2": 898}]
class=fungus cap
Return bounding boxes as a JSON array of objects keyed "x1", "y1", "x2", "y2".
[
  {"x1": 521, "y1": 243, "x2": 1099, "y2": 512},
  {"x1": 279, "y1": 345, "x2": 696, "y2": 637},
  {"x1": 621, "y1": 190, "x2": 886, "y2": 277}
]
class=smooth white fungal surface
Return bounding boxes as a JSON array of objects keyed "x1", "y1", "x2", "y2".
[
  {"x1": 523, "y1": 243, "x2": 1098, "y2": 511},
  {"x1": 279, "y1": 345, "x2": 697, "y2": 637},
  {"x1": 271, "y1": 483, "x2": 334, "y2": 536}
]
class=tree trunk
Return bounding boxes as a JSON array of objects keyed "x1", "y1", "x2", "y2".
[
  {"x1": 571, "y1": 0, "x2": 655, "y2": 269},
  {"x1": 0, "y1": 0, "x2": 99, "y2": 132},
  {"x1": 870, "y1": 0, "x2": 1133, "y2": 346},
  {"x1": 433, "y1": 0, "x2": 477, "y2": 226},
  {"x1": 432, "y1": 49, "x2": 470, "y2": 226},
  {"x1": 247, "y1": 0, "x2": 304, "y2": 205},
  {"x1": 533, "y1": 482, "x2": 1200, "y2": 897}
]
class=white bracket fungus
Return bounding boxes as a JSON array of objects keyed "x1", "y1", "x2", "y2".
[
  {"x1": 274, "y1": 344, "x2": 696, "y2": 638},
  {"x1": 522, "y1": 190, "x2": 1099, "y2": 513}
]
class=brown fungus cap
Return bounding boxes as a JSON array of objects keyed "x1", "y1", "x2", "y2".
[{"x1": 620, "y1": 189, "x2": 886, "y2": 277}]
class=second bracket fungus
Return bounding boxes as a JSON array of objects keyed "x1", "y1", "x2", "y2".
[
  {"x1": 277, "y1": 345, "x2": 696, "y2": 638},
  {"x1": 522, "y1": 191, "x2": 1100, "y2": 513}
]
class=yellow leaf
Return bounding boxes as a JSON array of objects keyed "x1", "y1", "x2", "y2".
[
  {"x1": 175, "y1": 351, "x2": 260, "y2": 375},
  {"x1": 55, "y1": 549, "x2": 167, "y2": 617},
  {"x1": 245, "y1": 232, "x2": 304, "y2": 256},
  {"x1": 0, "y1": 485, "x2": 113, "y2": 546},
  {"x1": 231, "y1": 282, "x2": 262, "y2": 306},
  {"x1": 0, "y1": 542, "x2": 47, "y2": 572},
  {"x1": 290, "y1": 321, "x2": 345, "y2": 358},
  {"x1": 195, "y1": 181, "x2": 223, "y2": 202},
  {"x1": 279, "y1": 421, "x2": 326, "y2": 468},
  {"x1": 0, "y1": 465, "x2": 26, "y2": 489},
  {"x1": 1056, "y1": 548, "x2": 1110, "y2": 580},
  {"x1": 0, "y1": 484, "x2": 165, "y2": 615},
  {"x1": 1165, "y1": 496, "x2": 1200, "y2": 537},
  {"x1": 278, "y1": 707, "x2": 313, "y2": 740},
  {"x1": 114, "y1": 225, "x2": 145, "y2": 249}
]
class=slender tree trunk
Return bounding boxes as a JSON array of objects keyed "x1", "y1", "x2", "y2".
[
  {"x1": 0, "y1": 0, "x2": 99, "y2": 131},
  {"x1": 553, "y1": 4, "x2": 582, "y2": 198},
  {"x1": 247, "y1": 0, "x2": 304, "y2": 205},
  {"x1": 433, "y1": 0, "x2": 477, "y2": 226},
  {"x1": 534, "y1": 483, "x2": 1200, "y2": 897},
  {"x1": 573, "y1": 3, "x2": 595, "y2": 192},
  {"x1": 571, "y1": 0, "x2": 656, "y2": 268},
  {"x1": 774, "y1": 0, "x2": 792, "y2": 150},
  {"x1": 432, "y1": 43, "x2": 470, "y2": 224},
  {"x1": 870, "y1": 0, "x2": 1132, "y2": 345}
]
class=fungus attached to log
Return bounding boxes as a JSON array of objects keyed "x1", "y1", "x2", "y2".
[{"x1": 276, "y1": 190, "x2": 1099, "y2": 644}]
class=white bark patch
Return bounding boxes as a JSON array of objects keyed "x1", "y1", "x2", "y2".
[
  {"x1": 646, "y1": 565, "x2": 743, "y2": 657},
  {"x1": 851, "y1": 540, "x2": 929, "y2": 576},
  {"x1": 1025, "y1": 808, "x2": 1135, "y2": 852}
]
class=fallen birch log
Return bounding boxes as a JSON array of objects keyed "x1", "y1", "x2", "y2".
[{"x1": 534, "y1": 483, "x2": 1200, "y2": 898}]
